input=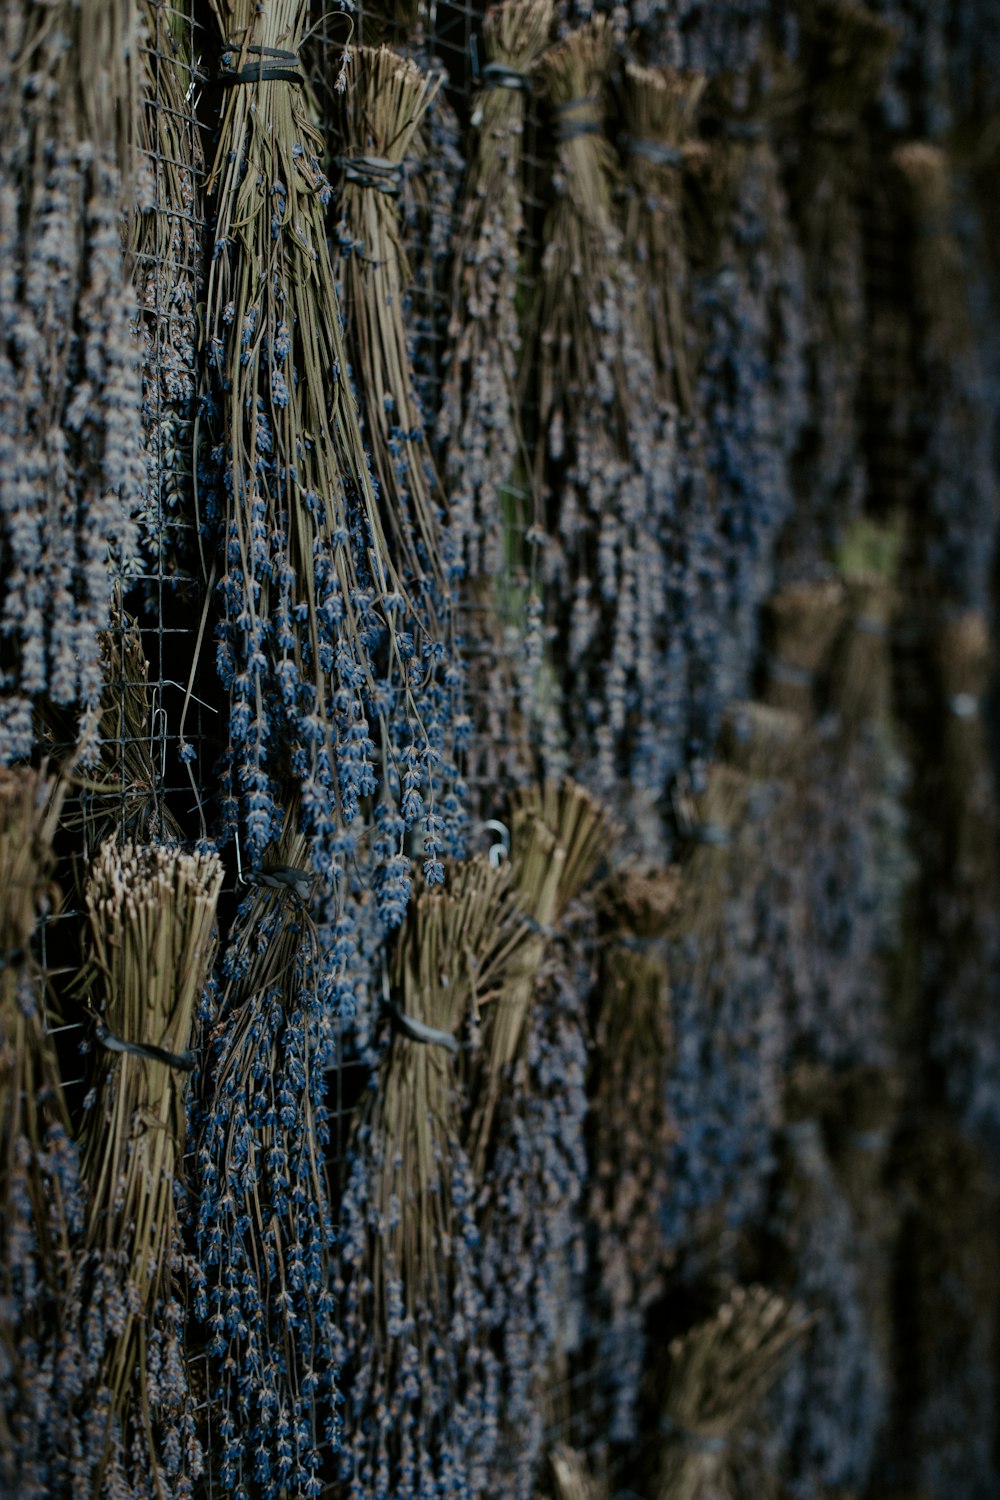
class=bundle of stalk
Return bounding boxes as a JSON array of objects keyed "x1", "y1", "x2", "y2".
[
  {"x1": 783, "y1": 1, "x2": 898, "y2": 559},
  {"x1": 760, "y1": 579, "x2": 845, "y2": 718},
  {"x1": 590, "y1": 867, "x2": 677, "y2": 1440},
  {"x1": 621, "y1": 64, "x2": 705, "y2": 414},
  {"x1": 548, "y1": 1445, "x2": 608, "y2": 1500},
  {"x1": 336, "y1": 45, "x2": 450, "y2": 605},
  {"x1": 131, "y1": 0, "x2": 203, "y2": 568},
  {"x1": 466, "y1": 779, "x2": 611, "y2": 1179},
  {"x1": 200, "y1": 3, "x2": 451, "y2": 888},
  {"x1": 655, "y1": 1286, "x2": 813, "y2": 1500},
  {"x1": 47, "y1": 594, "x2": 185, "y2": 851},
  {"x1": 0, "y1": 0, "x2": 144, "y2": 762},
  {"x1": 78, "y1": 839, "x2": 222, "y2": 1497},
  {"x1": 673, "y1": 764, "x2": 751, "y2": 974},
  {"x1": 531, "y1": 15, "x2": 624, "y2": 476},
  {"x1": 0, "y1": 767, "x2": 84, "y2": 1500},
  {"x1": 827, "y1": 518, "x2": 900, "y2": 738},
  {"x1": 440, "y1": 0, "x2": 553, "y2": 576},
  {"x1": 764, "y1": 1069, "x2": 888, "y2": 1497},
  {"x1": 336, "y1": 856, "x2": 536, "y2": 1499},
  {"x1": 893, "y1": 142, "x2": 972, "y2": 363},
  {"x1": 194, "y1": 818, "x2": 344, "y2": 1499}
]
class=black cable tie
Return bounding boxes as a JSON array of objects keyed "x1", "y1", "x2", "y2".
[
  {"x1": 218, "y1": 44, "x2": 303, "y2": 86},
  {"x1": 629, "y1": 136, "x2": 684, "y2": 168},
  {"x1": 335, "y1": 154, "x2": 404, "y2": 196},
  {"x1": 554, "y1": 94, "x2": 602, "y2": 142},
  {"x1": 245, "y1": 863, "x2": 314, "y2": 902},
  {"x1": 479, "y1": 60, "x2": 532, "y2": 93},
  {"x1": 689, "y1": 822, "x2": 732, "y2": 850},
  {"x1": 96, "y1": 1022, "x2": 196, "y2": 1074},
  {"x1": 722, "y1": 117, "x2": 767, "y2": 142},
  {"x1": 385, "y1": 998, "x2": 459, "y2": 1054}
]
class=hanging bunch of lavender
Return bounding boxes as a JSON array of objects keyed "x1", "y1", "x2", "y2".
[
  {"x1": 440, "y1": 0, "x2": 553, "y2": 578},
  {"x1": 892, "y1": 141, "x2": 997, "y2": 612},
  {"x1": 335, "y1": 857, "x2": 534, "y2": 1500},
  {"x1": 193, "y1": 821, "x2": 343, "y2": 1500},
  {"x1": 465, "y1": 779, "x2": 609, "y2": 1177},
  {"x1": 199, "y1": 2, "x2": 460, "y2": 901},
  {"x1": 763, "y1": 1075, "x2": 888, "y2": 1500},
  {"x1": 466, "y1": 782, "x2": 609, "y2": 1500},
  {"x1": 588, "y1": 868, "x2": 678, "y2": 1442},
  {"x1": 655, "y1": 1286, "x2": 813, "y2": 1500},
  {"x1": 77, "y1": 841, "x2": 222, "y2": 1499},
  {"x1": 621, "y1": 64, "x2": 705, "y2": 415},
  {"x1": 686, "y1": 53, "x2": 806, "y2": 746},
  {"x1": 131, "y1": 0, "x2": 203, "y2": 577},
  {"x1": 0, "y1": 768, "x2": 84, "y2": 1500},
  {"x1": 663, "y1": 707, "x2": 800, "y2": 1264},
  {"x1": 781, "y1": 0, "x2": 898, "y2": 567},
  {"x1": 0, "y1": 0, "x2": 144, "y2": 762},
  {"x1": 335, "y1": 45, "x2": 453, "y2": 605},
  {"x1": 759, "y1": 578, "x2": 845, "y2": 719}
]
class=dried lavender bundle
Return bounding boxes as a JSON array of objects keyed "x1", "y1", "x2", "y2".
[
  {"x1": 0, "y1": 768, "x2": 84, "y2": 1500},
  {"x1": 0, "y1": 0, "x2": 144, "y2": 761},
  {"x1": 760, "y1": 578, "x2": 845, "y2": 718},
  {"x1": 131, "y1": 0, "x2": 203, "y2": 577},
  {"x1": 686, "y1": 55, "x2": 806, "y2": 748},
  {"x1": 336, "y1": 45, "x2": 451, "y2": 602},
  {"x1": 199, "y1": 3, "x2": 462, "y2": 907},
  {"x1": 194, "y1": 821, "x2": 343, "y2": 1499},
  {"x1": 476, "y1": 941, "x2": 592, "y2": 1500},
  {"x1": 655, "y1": 1286, "x2": 812, "y2": 1500},
  {"x1": 589, "y1": 869, "x2": 677, "y2": 1441},
  {"x1": 465, "y1": 778, "x2": 610, "y2": 1178},
  {"x1": 440, "y1": 0, "x2": 554, "y2": 577},
  {"x1": 827, "y1": 518, "x2": 901, "y2": 738},
  {"x1": 782, "y1": 1, "x2": 898, "y2": 565},
  {"x1": 547, "y1": 1445, "x2": 608, "y2": 1500},
  {"x1": 336, "y1": 857, "x2": 534, "y2": 1499},
  {"x1": 621, "y1": 64, "x2": 705, "y2": 414},
  {"x1": 893, "y1": 143, "x2": 971, "y2": 364},
  {"x1": 78, "y1": 840, "x2": 223, "y2": 1498},
  {"x1": 763, "y1": 1087, "x2": 886, "y2": 1498}
]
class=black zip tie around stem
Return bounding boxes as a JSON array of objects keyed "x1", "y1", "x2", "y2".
[
  {"x1": 217, "y1": 44, "x2": 303, "y2": 86},
  {"x1": 554, "y1": 94, "x2": 602, "y2": 143},
  {"x1": 628, "y1": 136, "x2": 684, "y2": 168},
  {"x1": 479, "y1": 61, "x2": 533, "y2": 93},
  {"x1": 335, "y1": 154, "x2": 405, "y2": 196}
]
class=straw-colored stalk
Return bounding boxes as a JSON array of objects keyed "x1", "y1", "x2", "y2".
[
  {"x1": 442, "y1": 0, "x2": 554, "y2": 575},
  {"x1": 675, "y1": 765, "x2": 750, "y2": 961},
  {"x1": 54, "y1": 595, "x2": 184, "y2": 851},
  {"x1": 827, "y1": 577, "x2": 895, "y2": 736},
  {"x1": 466, "y1": 780, "x2": 611, "y2": 1177},
  {"x1": 656, "y1": 1286, "x2": 813, "y2": 1500},
  {"x1": 548, "y1": 1445, "x2": 608, "y2": 1500},
  {"x1": 717, "y1": 700, "x2": 806, "y2": 781},
  {"x1": 894, "y1": 141, "x2": 973, "y2": 362},
  {"x1": 761, "y1": 579, "x2": 845, "y2": 717},
  {"x1": 530, "y1": 16, "x2": 623, "y2": 476},
  {"x1": 621, "y1": 64, "x2": 705, "y2": 414},
  {"x1": 936, "y1": 610, "x2": 996, "y2": 889},
  {"x1": 80, "y1": 840, "x2": 222, "y2": 1483},
  {"x1": 201, "y1": 1, "x2": 421, "y2": 860},
  {"x1": 591, "y1": 870, "x2": 677, "y2": 1299},
  {"x1": 0, "y1": 768, "x2": 79, "y2": 1496},
  {"x1": 338, "y1": 46, "x2": 449, "y2": 601},
  {"x1": 350, "y1": 856, "x2": 534, "y2": 1340},
  {"x1": 793, "y1": 2, "x2": 898, "y2": 331}
]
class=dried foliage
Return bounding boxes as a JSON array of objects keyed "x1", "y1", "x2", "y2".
[
  {"x1": 78, "y1": 841, "x2": 222, "y2": 1497},
  {"x1": 0, "y1": 0, "x2": 144, "y2": 760},
  {"x1": 0, "y1": 768, "x2": 81, "y2": 1500}
]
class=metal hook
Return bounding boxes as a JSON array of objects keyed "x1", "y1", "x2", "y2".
[{"x1": 483, "y1": 819, "x2": 510, "y2": 868}]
